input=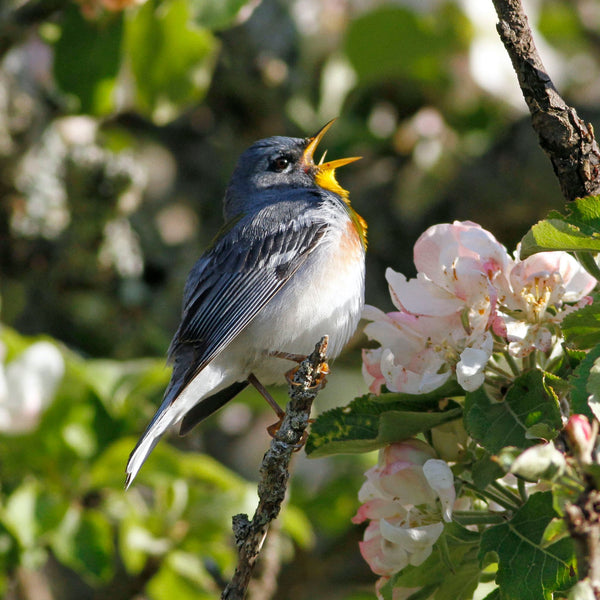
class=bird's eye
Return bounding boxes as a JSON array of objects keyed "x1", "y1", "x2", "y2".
[{"x1": 272, "y1": 156, "x2": 291, "y2": 172}]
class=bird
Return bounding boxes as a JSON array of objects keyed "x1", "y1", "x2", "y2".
[{"x1": 126, "y1": 120, "x2": 366, "y2": 488}]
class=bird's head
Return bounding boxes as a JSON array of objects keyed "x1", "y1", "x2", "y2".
[{"x1": 224, "y1": 120, "x2": 361, "y2": 218}]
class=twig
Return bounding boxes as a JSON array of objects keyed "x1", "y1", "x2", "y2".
[
  {"x1": 491, "y1": 0, "x2": 600, "y2": 201},
  {"x1": 221, "y1": 336, "x2": 329, "y2": 600},
  {"x1": 565, "y1": 488, "x2": 600, "y2": 599}
]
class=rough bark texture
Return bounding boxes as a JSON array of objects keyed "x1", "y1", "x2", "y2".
[
  {"x1": 492, "y1": 0, "x2": 600, "y2": 202},
  {"x1": 492, "y1": 2, "x2": 600, "y2": 597},
  {"x1": 565, "y1": 488, "x2": 600, "y2": 598},
  {"x1": 221, "y1": 337, "x2": 329, "y2": 600}
]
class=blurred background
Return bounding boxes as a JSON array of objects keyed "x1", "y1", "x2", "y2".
[{"x1": 0, "y1": 0, "x2": 599, "y2": 598}]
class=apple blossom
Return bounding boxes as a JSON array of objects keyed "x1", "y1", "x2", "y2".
[
  {"x1": 362, "y1": 221, "x2": 597, "y2": 396},
  {"x1": 499, "y1": 250, "x2": 595, "y2": 357},
  {"x1": 353, "y1": 440, "x2": 455, "y2": 578}
]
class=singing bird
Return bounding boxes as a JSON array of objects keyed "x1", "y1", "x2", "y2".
[{"x1": 126, "y1": 120, "x2": 366, "y2": 487}]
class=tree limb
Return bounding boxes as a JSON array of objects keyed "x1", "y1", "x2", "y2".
[
  {"x1": 492, "y1": 0, "x2": 600, "y2": 201},
  {"x1": 221, "y1": 336, "x2": 329, "y2": 600}
]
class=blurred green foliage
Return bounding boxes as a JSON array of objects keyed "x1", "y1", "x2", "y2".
[{"x1": 1, "y1": 0, "x2": 600, "y2": 597}]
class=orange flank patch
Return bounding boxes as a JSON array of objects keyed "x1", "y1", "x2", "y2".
[{"x1": 339, "y1": 219, "x2": 366, "y2": 265}]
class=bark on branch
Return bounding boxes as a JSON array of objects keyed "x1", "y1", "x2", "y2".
[
  {"x1": 492, "y1": 0, "x2": 600, "y2": 201},
  {"x1": 221, "y1": 336, "x2": 329, "y2": 600}
]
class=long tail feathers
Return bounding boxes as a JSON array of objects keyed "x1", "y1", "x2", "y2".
[
  {"x1": 125, "y1": 402, "x2": 175, "y2": 489},
  {"x1": 125, "y1": 359, "x2": 236, "y2": 489}
]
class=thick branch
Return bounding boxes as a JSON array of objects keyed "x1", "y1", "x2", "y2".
[
  {"x1": 221, "y1": 336, "x2": 329, "y2": 600},
  {"x1": 492, "y1": 0, "x2": 600, "y2": 201}
]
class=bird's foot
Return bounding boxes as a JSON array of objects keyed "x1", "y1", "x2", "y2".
[
  {"x1": 266, "y1": 418, "x2": 314, "y2": 451},
  {"x1": 285, "y1": 361, "x2": 330, "y2": 389}
]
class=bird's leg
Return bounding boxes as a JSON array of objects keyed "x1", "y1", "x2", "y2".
[
  {"x1": 268, "y1": 350, "x2": 330, "y2": 388},
  {"x1": 247, "y1": 373, "x2": 285, "y2": 436},
  {"x1": 247, "y1": 373, "x2": 284, "y2": 418},
  {"x1": 268, "y1": 350, "x2": 307, "y2": 363}
]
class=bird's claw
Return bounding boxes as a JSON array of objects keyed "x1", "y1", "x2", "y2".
[{"x1": 285, "y1": 361, "x2": 329, "y2": 389}]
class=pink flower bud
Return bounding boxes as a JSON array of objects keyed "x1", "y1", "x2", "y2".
[{"x1": 565, "y1": 415, "x2": 595, "y2": 463}]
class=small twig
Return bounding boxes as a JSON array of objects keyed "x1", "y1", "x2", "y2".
[
  {"x1": 221, "y1": 336, "x2": 329, "y2": 600},
  {"x1": 565, "y1": 488, "x2": 600, "y2": 599},
  {"x1": 492, "y1": 0, "x2": 600, "y2": 201}
]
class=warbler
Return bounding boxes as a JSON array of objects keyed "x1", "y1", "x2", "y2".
[{"x1": 126, "y1": 120, "x2": 366, "y2": 487}]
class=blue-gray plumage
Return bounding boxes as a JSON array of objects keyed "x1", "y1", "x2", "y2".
[{"x1": 126, "y1": 124, "x2": 366, "y2": 488}]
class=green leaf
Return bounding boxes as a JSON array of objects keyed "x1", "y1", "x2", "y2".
[
  {"x1": 53, "y1": 5, "x2": 123, "y2": 114},
  {"x1": 464, "y1": 370, "x2": 562, "y2": 454},
  {"x1": 2, "y1": 481, "x2": 68, "y2": 550},
  {"x1": 306, "y1": 383, "x2": 463, "y2": 458},
  {"x1": 188, "y1": 0, "x2": 251, "y2": 30},
  {"x1": 520, "y1": 196, "x2": 600, "y2": 258},
  {"x1": 345, "y1": 6, "x2": 465, "y2": 85},
  {"x1": 472, "y1": 453, "x2": 508, "y2": 489},
  {"x1": 568, "y1": 343, "x2": 600, "y2": 420},
  {"x1": 51, "y1": 507, "x2": 114, "y2": 582},
  {"x1": 479, "y1": 492, "x2": 577, "y2": 600},
  {"x1": 384, "y1": 523, "x2": 482, "y2": 600},
  {"x1": 125, "y1": 0, "x2": 218, "y2": 123},
  {"x1": 90, "y1": 437, "x2": 248, "y2": 492},
  {"x1": 563, "y1": 299, "x2": 600, "y2": 350}
]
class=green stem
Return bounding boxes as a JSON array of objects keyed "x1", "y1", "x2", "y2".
[
  {"x1": 459, "y1": 480, "x2": 519, "y2": 511},
  {"x1": 517, "y1": 477, "x2": 528, "y2": 503},
  {"x1": 452, "y1": 511, "x2": 507, "y2": 525},
  {"x1": 491, "y1": 480, "x2": 523, "y2": 506},
  {"x1": 502, "y1": 351, "x2": 521, "y2": 376},
  {"x1": 486, "y1": 362, "x2": 514, "y2": 379}
]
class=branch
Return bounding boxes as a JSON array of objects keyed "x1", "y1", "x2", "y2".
[
  {"x1": 221, "y1": 336, "x2": 329, "y2": 600},
  {"x1": 491, "y1": 0, "x2": 600, "y2": 201},
  {"x1": 565, "y1": 489, "x2": 600, "y2": 599}
]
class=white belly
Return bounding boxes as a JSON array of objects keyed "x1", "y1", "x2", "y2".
[{"x1": 224, "y1": 225, "x2": 365, "y2": 385}]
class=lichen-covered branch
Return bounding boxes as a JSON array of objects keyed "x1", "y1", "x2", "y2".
[
  {"x1": 221, "y1": 336, "x2": 329, "y2": 600},
  {"x1": 492, "y1": 0, "x2": 600, "y2": 202}
]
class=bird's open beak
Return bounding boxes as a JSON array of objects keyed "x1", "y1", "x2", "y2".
[{"x1": 302, "y1": 119, "x2": 361, "y2": 199}]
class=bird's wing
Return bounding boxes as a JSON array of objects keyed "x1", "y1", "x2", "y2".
[
  {"x1": 168, "y1": 211, "x2": 329, "y2": 396},
  {"x1": 125, "y1": 212, "x2": 328, "y2": 488}
]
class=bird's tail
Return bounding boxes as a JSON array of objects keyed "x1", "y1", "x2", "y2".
[
  {"x1": 125, "y1": 393, "x2": 178, "y2": 489},
  {"x1": 125, "y1": 356, "x2": 234, "y2": 488}
]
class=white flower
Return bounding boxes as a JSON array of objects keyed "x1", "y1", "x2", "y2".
[
  {"x1": 0, "y1": 341, "x2": 65, "y2": 433},
  {"x1": 353, "y1": 440, "x2": 455, "y2": 577}
]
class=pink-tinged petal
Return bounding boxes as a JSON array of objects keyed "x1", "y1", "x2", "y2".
[
  {"x1": 379, "y1": 519, "x2": 444, "y2": 564},
  {"x1": 414, "y1": 222, "x2": 509, "y2": 293},
  {"x1": 456, "y1": 347, "x2": 489, "y2": 392},
  {"x1": 362, "y1": 304, "x2": 389, "y2": 322},
  {"x1": 362, "y1": 348, "x2": 386, "y2": 395},
  {"x1": 383, "y1": 440, "x2": 437, "y2": 467},
  {"x1": 565, "y1": 414, "x2": 595, "y2": 463},
  {"x1": 491, "y1": 314, "x2": 508, "y2": 338},
  {"x1": 422, "y1": 459, "x2": 456, "y2": 522},
  {"x1": 359, "y1": 521, "x2": 410, "y2": 576},
  {"x1": 386, "y1": 270, "x2": 463, "y2": 316},
  {"x1": 352, "y1": 498, "x2": 406, "y2": 523}
]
